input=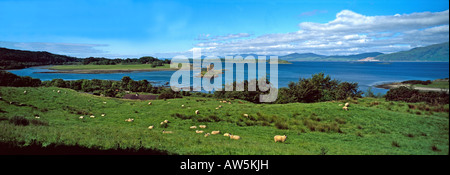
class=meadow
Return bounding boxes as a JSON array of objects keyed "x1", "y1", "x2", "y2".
[{"x1": 0, "y1": 86, "x2": 448, "y2": 155}]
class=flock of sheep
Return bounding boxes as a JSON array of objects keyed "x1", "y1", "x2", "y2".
[{"x1": 20, "y1": 89, "x2": 355, "y2": 144}]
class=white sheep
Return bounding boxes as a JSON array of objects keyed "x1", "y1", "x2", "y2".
[
  {"x1": 211, "y1": 131, "x2": 220, "y2": 135},
  {"x1": 148, "y1": 126, "x2": 154, "y2": 130},
  {"x1": 199, "y1": 125, "x2": 206, "y2": 129},
  {"x1": 190, "y1": 126, "x2": 197, "y2": 129},
  {"x1": 274, "y1": 135, "x2": 287, "y2": 143},
  {"x1": 162, "y1": 130, "x2": 173, "y2": 134},
  {"x1": 195, "y1": 130, "x2": 204, "y2": 134},
  {"x1": 195, "y1": 110, "x2": 200, "y2": 115},
  {"x1": 229, "y1": 135, "x2": 241, "y2": 140}
]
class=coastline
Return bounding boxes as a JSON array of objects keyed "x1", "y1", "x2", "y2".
[
  {"x1": 37, "y1": 68, "x2": 179, "y2": 74},
  {"x1": 375, "y1": 82, "x2": 449, "y2": 93}
]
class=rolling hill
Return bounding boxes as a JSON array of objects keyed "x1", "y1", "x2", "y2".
[
  {"x1": 375, "y1": 42, "x2": 449, "y2": 62},
  {"x1": 0, "y1": 47, "x2": 81, "y2": 70}
]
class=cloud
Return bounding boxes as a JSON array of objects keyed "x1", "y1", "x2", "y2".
[
  {"x1": 192, "y1": 9, "x2": 449, "y2": 56},
  {"x1": 0, "y1": 41, "x2": 108, "y2": 57},
  {"x1": 196, "y1": 33, "x2": 252, "y2": 41}
]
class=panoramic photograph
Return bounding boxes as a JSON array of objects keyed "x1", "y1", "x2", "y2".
[{"x1": 0, "y1": 0, "x2": 449, "y2": 162}]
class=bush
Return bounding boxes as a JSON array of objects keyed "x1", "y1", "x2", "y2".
[
  {"x1": 9, "y1": 116, "x2": 29, "y2": 126},
  {"x1": 276, "y1": 73, "x2": 362, "y2": 103},
  {"x1": 385, "y1": 86, "x2": 449, "y2": 104}
]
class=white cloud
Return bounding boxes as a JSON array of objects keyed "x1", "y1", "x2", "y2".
[{"x1": 193, "y1": 9, "x2": 449, "y2": 56}]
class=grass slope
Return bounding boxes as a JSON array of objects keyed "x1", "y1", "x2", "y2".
[
  {"x1": 49, "y1": 64, "x2": 172, "y2": 70},
  {"x1": 0, "y1": 87, "x2": 448, "y2": 155}
]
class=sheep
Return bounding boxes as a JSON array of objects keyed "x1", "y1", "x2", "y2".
[
  {"x1": 35, "y1": 115, "x2": 40, "y2": 119},
  {"x1": 218, "y1": 105, "x2": 222, "y2": 108},
  {"x1": 148, "y1": 126, "x2": 154, "y2": 130},
  {"x1": 243, "y1": 114, "x2": 249, "y2": 118},
  {"x1": 195, "y1": 130, "x2": 204, "y2": 134},
  {"x1": 223, "y1": 133, "x2": 230, "y2": 137},
  {"x1": 162, "y1": 130, "x2": 173, "y2": 134},
  {"x1": 79, "y1": 116, "x2": 84, "y2": 119},
  {"x1": 148, "y1": 102, "x2": 152, "y2": 105},
  {"x1": 90, "y1": 115, "x2": 95, "y2": 118},
  {"x1": 195, "y1": 110, "x2": 200, "y2": 115},
  {"x1": 57, "y1": 90, "x2": 61, "y2": 93},
  {"x1": 103, "y1": 102, "x2": 107, "y2": 104},
  {"x1": 274, "y1": 135, "x2": 287, "y2": 143},
  {"x1": 338, "y1": 104, "x2": 343, "y2": 106},
  {"x1": 204, "y1": 133, "x2": 211, "y2": 137},
  {"x1": 199, "y1": 125, "x2": 206, "y2": 129},
  {"x1": 23, "y1": 90, "x2": 27, "y2": 94},
  {"x1": 215, "y1": 107, "x2": 219, "y2": 110},
  {"x1": 228, "y1": 102, "x2": 231, "y2": 104},
  {"x1": 211, "y1": 131, "x2": 220, "y2": 135},
  {"x1": 164, "y1": 120, "x2": 169, "y2": 123},
  {"x1": 229, "y1": 135, "x2": 241, "y2": 140},
  {"x1": 190, "y1": 126, "x2": 197, "y2": 129},
  {"x1": 125, "y1": 118, "x2": 134, "y2": 122},
  {"x1": 160, "y1": 122, "x2": 165, "y2": 125},
  {"x1": 344, "y1": 102, "x2": 350, "y2": 107},
  {"x1": 342, "y1": 106, "x2": 348, "y2": 111},
  {"x1": 181, "y1": 105, "x2": 185, "y2": 107},
  {"x1": 101, "y1": 114, "x2": 105, "y2": 117}
]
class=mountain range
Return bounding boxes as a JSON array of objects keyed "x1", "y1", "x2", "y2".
[
  {"x1": 1, "y1": 42, "x2": 448, "y2": 70},
  {"x1": 279, "y1": 42, "x2": 449, "y2": 62}
]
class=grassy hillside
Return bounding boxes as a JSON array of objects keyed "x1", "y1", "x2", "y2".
[
  {"x1": 376, "y1": 42, "x2": 449, "y2": 62},
  {"x1": 0, "y1": 86, "x2": 448, "y2": 155}
]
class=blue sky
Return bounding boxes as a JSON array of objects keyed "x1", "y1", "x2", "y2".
[{"x1": 0, "y1": 0, "x2": 448, "y2": 58}]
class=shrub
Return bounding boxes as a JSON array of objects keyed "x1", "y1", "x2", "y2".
[
  {"x1": 386, "y1": 86, "x2": 449, "y2": 104},
  {"x1": 392, "y1": 141, "x2": 400, "y2": 147},
  {"x1": 9, "y1": 116, "x2": 29, "y2": 126}
]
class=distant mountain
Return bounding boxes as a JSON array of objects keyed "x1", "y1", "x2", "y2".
[
  {"x1": 375, "y1": 42, "x2": 449, "y2": 62},
  {"x1": 0, "y1": 47, "x2": 81, "y2": 70},
  {"x1": 279, "y1": 52, "x2": 383, "y2": 61}
]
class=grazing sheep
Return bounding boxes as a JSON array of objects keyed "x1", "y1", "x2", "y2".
[
  {"x1": 229, "y1": 135, "x2": 241, "y2": 140},
  {"x1": 90, "y1": 115, "x2": 95, "y2": 118},
  {"x1": 148, "y1": 102, "x2": 152, "y2": 105},
  {"x1": 101, "y1": 114, "x2": 105, "y2": 117},
  {"x1": 199, "y1": 125, "x2": 206, "y2": 129},
  {"x1": 23, "y1": 90, "x2": 27, "y2": 94},
  {"x1": 204, "y1": 133, "x2": 211, "y2": 137},
  {"x1": 103, "y1": 102, "x2": 107, "y2": 104},
  {"x1": 223, "y1": 133, "x2": 230, "y2": 137},
  {"x1": 148, "y1": 126, "x2": 154, "y2": 130},
  {"x1": 35, "y1": 115, "x2": 40, "y2": 119},
  {"x1": 218, "y1": 105, "x2": 222, "y2": 108},
  {"x1": 181, "y1": 105, "x2": 185, "y2": 107},
  {"x1": 338, "y1": 104, "x2": 343, "y2": 106},
  {"x1": 211, "y1": 131, "x2": 220, "y2": 135},
  {"x1": 195, "y1": 130, "x2": 204, "y2": 134},
  {"x1": 243, "y1": 114, "x2": 249, "y2": 118},
  {"x1": 342, "y1": 106, "x2": 348, "y2": 111},
  {"x1": 160, "y1": 122, "x2": 165, "y2": 125},
  {"x1": 164, "y1": 120, "x2": 169, "y2": 123},
  {"x1": 57, "y1": 90, "x2": 61, "y2": 93},
  {"x1": 228, "y1": 102, "x2": 231, "y2": 104},
  {"x1": 215, "y1": 107, "x2": 219, "y2": 110},
  {"x1": 344, "y1": 102, "x2": 350, "y2": 107},
  {"x1": 195, "y1": 110, "x2": 200, "y2": 115},
  {"x1": 125, "y1": 118, "x2": 134, "y2": 122},
  {"x1": 190, "y1": 126, "x2": 197, "y2": 129},
  {"x1": 274, "y1": 135, "x2": 287, "y2": 143},
  {"x1": 79, "y1": 116, "x2": 84, "y2": 119},
  {"x1": 162, "y1": 130, "x2": 173, "y2": 134}
]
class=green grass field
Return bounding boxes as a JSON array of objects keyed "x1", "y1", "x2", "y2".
[
  {"x1": 0, "y1": 86, "x2": 448, "y2": 155},
  {"x1": 50, "y1": 64, "x2": 172, "y2": 70},
  {"x1": 414, "y1": 81, "x2": 449, "y2": 89}
]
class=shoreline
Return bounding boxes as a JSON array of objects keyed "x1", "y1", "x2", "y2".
[
  {"x1": 375, "y1": 82, "x2": 449, "y2": 93},
  {"x1": 39, "y1": 68, "x2": 179, "y2": 74}
]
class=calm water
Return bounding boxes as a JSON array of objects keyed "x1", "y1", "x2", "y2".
[{"x1": 7, "y1": 62, "x2": 449, "y2": 95}]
